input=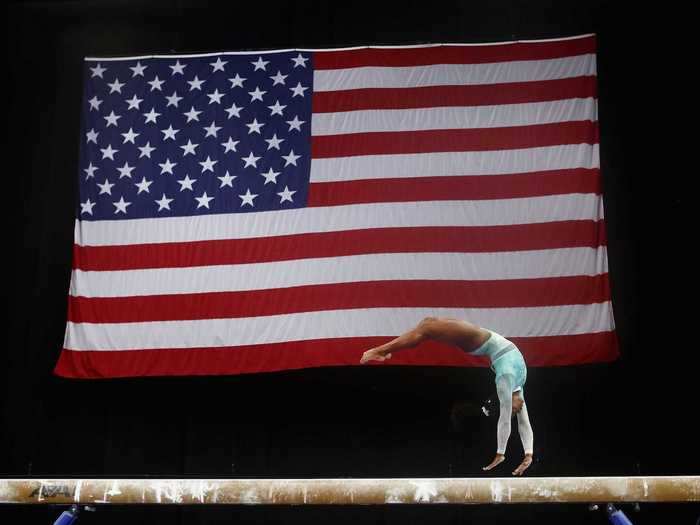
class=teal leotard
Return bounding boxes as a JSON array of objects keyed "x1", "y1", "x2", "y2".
[{"x1": 470, "y1": 329, "x2": 527, "y2": 397}]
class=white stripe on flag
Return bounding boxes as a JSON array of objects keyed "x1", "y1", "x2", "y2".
[
  {"x1": 309, "y1": 144, "x2": 599, "y2": 183},
  {"x1": 64, "y1": 302, "x2": 615, "y2": 351},
  {"x1": 74, "y1": 194, "x2": 602, "y2": 247},
  {"x1": 70, "y1": 247, "x2": 609, "y2": 298},
  {"x1": 311, "y1": 99, "x2": 598, "y2": 136},
  {"x1": 313, "y1": 55, "x2": 596, "y2": 91}
]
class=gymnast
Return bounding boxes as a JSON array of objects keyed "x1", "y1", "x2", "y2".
[{"x1": 360, "y1": 317, "x2": 534, "y2": 475}]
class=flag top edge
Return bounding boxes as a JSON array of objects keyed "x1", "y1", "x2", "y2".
[{"x1": 84, "y1": 33, "x2": 596, "y2": 62}]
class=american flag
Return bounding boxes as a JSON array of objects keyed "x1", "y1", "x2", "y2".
[{"x1": 55, "y1": 33, "x2": 617, "y2": 378}]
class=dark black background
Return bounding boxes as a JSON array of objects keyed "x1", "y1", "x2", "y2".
[{"x1": 4, "y1": 1, "x2": 696, "y2": 523}]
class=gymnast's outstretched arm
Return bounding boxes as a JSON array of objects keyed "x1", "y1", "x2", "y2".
[
  {"x1": 482, "y1": 374, "x2": 514, "y2": 471},
  {"x1": 483, "y1": 373, "x2": 534, "y2": 475}
]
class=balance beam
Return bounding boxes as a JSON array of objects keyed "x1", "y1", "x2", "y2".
[{"x1": 1, "y1": 477, "x2": 698, "y2": 505}]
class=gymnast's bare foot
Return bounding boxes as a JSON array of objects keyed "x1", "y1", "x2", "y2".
[
  {"x1": 512, "y1": 454, "x2": 533, "y2": 476},
  {"x1": 360, "y1": 347, "x2": 392, "y2": 364},
  {"x1": 482, "y1": 454, "x2": 505, "y2": 471}
]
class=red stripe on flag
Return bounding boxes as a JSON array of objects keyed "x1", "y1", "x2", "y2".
[
  {"x1": 511, "y1": 331, "x2": 619, "y2": 367},
  {"x1": 313, "y1": 77, "x2": 597, "y2": 113},
  {"x1": 53, "y1": 331, "x2": 618, "y2": 379},
  {"x1": 313, "y1": 36, "x2": 596, "y2": 69},
  {"x1": 311, "y1": 121, "x2": 599, "y2": 158},
  {"x1": 73, "y1": 221, "x2": 607, "y2": 271},
  {"x1": 68, "y1": 275, "x2": 611, "y2": 323},
  {"x1": 307, "y1": 169, "x2": 601, "y2": 206}
]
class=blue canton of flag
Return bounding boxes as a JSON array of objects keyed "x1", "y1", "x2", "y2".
[{"x1": 79, "y1": 52, "x2": 312, "y2": 220}]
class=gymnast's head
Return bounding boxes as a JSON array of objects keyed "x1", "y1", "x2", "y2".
[{"x1": 511, "y1": 392, "x2": 524, "y2": 415}]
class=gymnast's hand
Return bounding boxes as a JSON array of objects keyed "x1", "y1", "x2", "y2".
[
  {"x1": 482, "y1": 454, "x2": 505, "y2": 471},
  {"x1": 360, "y1": 347, "x2": 392, "y2": 364},
  {"x1": 512, "y1": 453, "x2": 533, "y2": 476}
]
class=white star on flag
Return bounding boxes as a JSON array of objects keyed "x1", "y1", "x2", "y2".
[
  {"x1": 290, "y1": 82, "x2": 308, "y2": 97},
  {"x1": 218, "y1": 171, "x2": 237, "y2": 188},
  {"x1": 169, "y1": 60, "x2": 186, "y2": 75},
  {"x1": 97, "y1": 179, "x2": 114, "y2": 195},
  {"x1": 187, "y1": 76, "x2": 205, "y2": 90},
  {"x1": 265, "y1": 134, "x2": 285, "y2": 150},
  {"x1": 180, "y1": 140, "x2": 199, "y2": 156},
  {"x1": 282, "y1": 149, "x2": 301, "y2": 166},
  {"x1": 90, "y1": 63, "x2": 106, "y2": 78},
  {"x1": 246, "y1": 118, "x2": 265, "y2": 134},
  {"x1": 84, "y1": 162, "x2": 98, "y2": 179},
  {"x1": 87, "y1": 96, "x2": 102, "y2": 111},
  {"x1": 130, "y1": 62, "x2": 147, "y2": 77},
  {"x1": 86, "y1": 128, "x2": 99, "y2": 143},
  {"x1": 159, "y1": 158, "x2": 177, "y2": 175},
  {"x1": 161, "y1": 125, "x2": 179, "y2": 141},
  {"x1": 210, "y1": 57, "x2": 228, "y2": 72},
  {"x1": 100, "y1": 144, "x2": 118, "y2": 160},
  {"x1": 204, "y1": 121, "x2": 222, "y2": 138},
  {"x1": 121, "y1": 128, "x2": 139, "y2": 144},
  {"x1": 199, "y1": 156, "x2": 218, "y2": 173},
  {"x1": 80, "y1": 198, "x2": 96, "y2": 215},
  {"x1": 291, "y1": 53, "x2": 309, "y2": 67},
  {"x1": 184, "y1": 106, "x2": 202, "y2": 122},
  {"x1": 138, "y1": 142, "x2": 156, "y2": 158},
  {"x1": 248, "y1": 87, "x2": 266, "y2": 102},
  {"x1": 239, "y1": 189, "x2": 258, "y2": 206},
  {"x1": 270, "y1": 71, "x2": 288, "y2": 85},
  {"x1": 147, "y1": 76, "x2": 165, "y2": 91},
  {"x1": 268, "y1": 100, "x2": 286, "y2": 116},
  {"x1": 196, "y1": 191, "x2": 215, "y2": 209},
  {"x1": 166, "y1": 91, "x2": 183, "y2": 107},
  {"x1": 126, "y1": 94, "x2": 143, "y2": 110},
  {"x1": 251, "y1": 57, "x2": 269, "y2": 71},
  {"x1": 108, "y1": 78, "x2": 125, "y2": 93},
  {"x1": 228, "y1": 73, "x2": 246, "y2": 88},
  {"x1": 277, "y1": 186, "x2": 296, "y2": 203},
  {"x1": 224, "y1": 102, "x2": 243, "y2": 119},
  {"x1": 104, "y1": 111, "x2": 121, "y2": 127},
  {"x1": 113, "y1": 196, "x2": 131, "y2": 214},
  {"x1": 242, "y1": 152, "x2": 261, "y2": 168},
  {"x1": 221, "y1": 137, "x2": 240, "y2": 153},
  {"x1": 286, "y1": 115, "x2": 305, "y2": 131},
  {"x1": 156, "y1": 194, "x2": 174, "y2": 210},
  {"x1": 117, "y1": 162, "x2": 135, "y2": 179},
  {"x1": 261, "y1": 167, "x2": 280, "y2": 185},
  {"x1": 143, "y1": 108, "x2": 161, "y2": 124},
  {"x1": 177, "y1": 175, "x2": 197, "y2": 191},
  {"x1": 135, "y1": 177, "x2": 153, "y2": 194},
  {"x1": 207, "y1": 89, "x2": 225, "y2": 104}
]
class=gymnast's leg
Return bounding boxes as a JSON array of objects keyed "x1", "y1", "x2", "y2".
[{"x1": 359, "y1": 317, "x2": 485, "y2": 363}]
